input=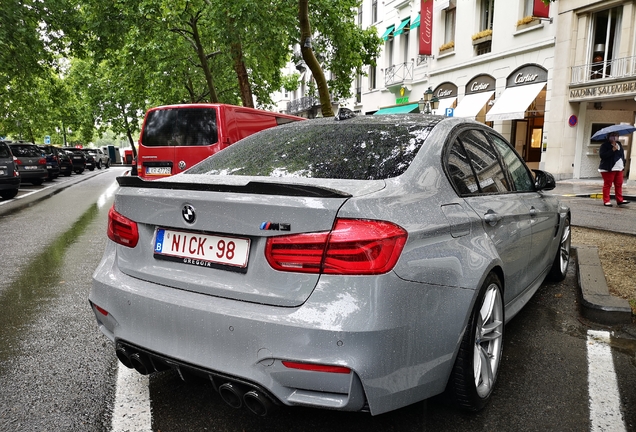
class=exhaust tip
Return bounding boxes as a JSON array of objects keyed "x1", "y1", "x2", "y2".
[
  {"x1": 218, "y1": 382, "x2": 244, "y2": 409},
  {"x1": 115, "y1": 346, "x2": 134, "y2": 369},
  {"x1": 243, "y1": 390, "x2": 274, "y2": 416},
  {"x1": 129, "y1": 352, "x2": 153, "y2": 375}
]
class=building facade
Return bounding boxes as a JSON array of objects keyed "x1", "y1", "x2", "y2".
[{"x1": 275, "y1": 0, "x2": 636, "y2": 182}]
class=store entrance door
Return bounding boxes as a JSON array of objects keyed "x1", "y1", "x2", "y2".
[{"x1": 513, "y1": 117, "x2": 543, "y2": 169}]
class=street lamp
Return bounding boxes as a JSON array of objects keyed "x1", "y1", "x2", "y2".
[{"x1": 418, "y1": 87, "x2": 440, "y2": 114}]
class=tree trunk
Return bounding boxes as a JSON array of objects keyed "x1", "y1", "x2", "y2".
[
  {"x1": 227, "y1": 18, "x2": 254, "y2": 108},
  {"x1": 189, "y1": 16, "x2": 219, "y2": 103},
  {"x1": 298, "y1": 0, "x2": 334, "y2": 117}
]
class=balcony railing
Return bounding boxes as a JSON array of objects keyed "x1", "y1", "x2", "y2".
[
  {"x1": 571, "y1": 55, "x2": 636, "y2": 85},
  {"x1": 287, "y1": 95, "x2": 319, "y2": 115},
  {"x1": 384, "y1": 61, "x2": 414, "y2": 87}
]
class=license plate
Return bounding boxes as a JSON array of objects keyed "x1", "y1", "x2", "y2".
[
  {"x1": 24, "y1": 166, "x2": 38, "y2": 170},
  {"x1": 154, "y1": 228, "x2": 250, "y2": 269},
  {"x1": 146, "y1": 166, "x2": 171, "y2": 175}
]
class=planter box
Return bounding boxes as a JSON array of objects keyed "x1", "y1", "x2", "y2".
[
  {"x1": 516, "y1": 19, "x2": 540, "y2": 31},
  {"x1": 472, "y1": 35, "x2": 492, "y2": 46}
]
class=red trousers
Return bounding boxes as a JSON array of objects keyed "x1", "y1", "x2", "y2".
[{"x1": 601, "y1": 170, "x2": 624, "y2": 203}]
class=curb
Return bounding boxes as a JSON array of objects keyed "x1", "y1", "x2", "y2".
[
  {"x1": 574, "y1": 245, "x2": 633, "y2": 325},
  {"x1": 572, "y1": 193, "x2": 636, "y2": 201}
]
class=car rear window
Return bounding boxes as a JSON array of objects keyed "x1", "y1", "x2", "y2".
[
  {"x1": 0, "y1": 143, "x2": 11, "y2": 158},
  {"x1": 141, "y1": 108, "x2": 218, "y2": 147},
  {"x1": 188, "y1": 119, "x2": 434, "y2": 180},
  {"x1": 10, "y1": 144, "x2": 42, "y2": 157}
]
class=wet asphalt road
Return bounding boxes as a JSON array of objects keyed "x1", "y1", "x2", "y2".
[{"x1": 0, "y1": 169, "x2": 635, "y2": 431}]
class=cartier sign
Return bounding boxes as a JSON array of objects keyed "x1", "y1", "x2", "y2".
[
  {"x1": 506, "y1": 64, "x2": 548, "y2": 87},
  {"x1": 465, "y1": 75, "x2": 496, "y2": 95},
  {"x1": 434, "y1": 82, "x2": 457, "y2": 99}
]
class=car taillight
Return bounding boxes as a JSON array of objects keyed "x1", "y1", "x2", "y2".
[
  {"x1": 15, "y1": 159, "x2": 21, "y2": 165},
  {"x1": 38, "y1": 158, "x2": 46, "y2": 165},
  {"x1": 282, "y1": 361, "x2": 351, "y2": 374},
  {"x1": 107, "y1": 205, "x2": 139, "y2": 248},
  {"x1": 265, "y1": 219, "x2": 407, "y2": 275}
]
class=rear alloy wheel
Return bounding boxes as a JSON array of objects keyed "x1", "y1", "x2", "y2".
[
  {"x1": 447, "y1": 273, "x2": 504, "y2": 411},
  {"x1": 547, "y1": 215, "x2": 571, "y2": 282}
]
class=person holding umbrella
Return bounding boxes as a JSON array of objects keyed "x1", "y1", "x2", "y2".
[{"x1": 597, "y1": 130, "x2": 630, "y2": 207}]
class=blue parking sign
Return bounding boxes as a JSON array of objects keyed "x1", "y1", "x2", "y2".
[
  {"x1": 445, "y1": 108, "x2": 454, "y2": 117},
  {"x1": 44, "y1": 135, "x2": 51, "y2": 144}
]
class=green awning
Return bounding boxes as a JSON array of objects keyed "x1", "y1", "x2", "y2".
[
  {"x1": 381, "y1": 25, "x2": 395, "y2": 41},
  {"x1": 411, "y1": 13, "x2": 420, "y2": 29},
  {"x1": 394, "y1": 18, "x2": 411, "y2": 36},
  {"x1": 373, "y1": 103, "x2": 420, "y2": 115}
]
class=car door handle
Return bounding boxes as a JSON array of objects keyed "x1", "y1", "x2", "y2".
[
  {"x1": 484, "y1": 210, "x2": 501, "y2": 226},
  {"x1": 529, "y1": 206, "x2": 537, "y2": 217}
]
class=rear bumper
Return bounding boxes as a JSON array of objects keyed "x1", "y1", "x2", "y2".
[
  {"x1": 17, "y1": 169, "x2": 48, "y2": 180},
  {"x1": 90, "y1": 242, "x2": 475, "y2": 415},
  {"x1": 0, "y1": 178, "x2": 20, "y2": 189}
]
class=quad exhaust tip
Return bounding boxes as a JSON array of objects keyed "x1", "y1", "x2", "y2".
[{"x1": 115, "y1": 345, "x2": 277, "y2": 416}]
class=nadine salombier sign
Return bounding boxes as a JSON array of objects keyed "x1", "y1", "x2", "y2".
[{"x1": 569, "y1": 80, "x2": 636, "y2": 102}]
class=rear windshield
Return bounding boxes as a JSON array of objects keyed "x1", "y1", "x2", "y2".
[
  {"x1": 0, "y1": 143, "x2": 11, "y2": 158},
  {"x1": 141, "y1": 108, "x2": 218, "y2": 147},
  {"x1": 188, "y1": 119, "x2": 433, "y2": 180},
  {"x1": 10, "y1": 144, "x2": 43, "y2": 157}
]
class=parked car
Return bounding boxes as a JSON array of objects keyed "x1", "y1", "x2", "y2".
[
  {"x1": 0, "y1": 140, "x2": 20, "y2": 199},
  {"x1": 90, "y1": 113, "x2": 571, "y2": 416},
  {"x1": 62, "y1": 147, "x2": 87, "y2": 174},
  {"x1": 55, "y1": 147, "x2": 74, "y2": 176},
  {"x1": 8, "y1": 142, "x2": 48, "y2": 185},
  {"x1": 89, "y1": 148, "x2": 110, "y2": 169},
  {"x1": 37, "y1": 145, "x2": 62, "y2": 180},
  {"x1": 79, "y1": 149, "x2": 96, "y2": 171}
]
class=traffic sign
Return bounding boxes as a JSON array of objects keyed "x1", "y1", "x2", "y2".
[
  {"x1": 445, "y1": 108, "x2": 454, "y2": 117},
  {"x1": 44, "y1": 135, "x2": 51, "y2": 144}
]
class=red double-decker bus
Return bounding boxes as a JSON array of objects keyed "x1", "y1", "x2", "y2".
[{"x1": 136, "y1": 104, "x2": 305, "y2": 179}]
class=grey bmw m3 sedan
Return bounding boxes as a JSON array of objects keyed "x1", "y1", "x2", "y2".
[{"x1": 90, "y1": 112, "x2": 571, "y2": 416}]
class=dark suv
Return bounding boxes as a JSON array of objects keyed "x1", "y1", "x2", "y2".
[
  {"x1": 62, "y1": 147, "x2": 87, "y2": 174},
  {"x1": 0, "y1": 140, "x2": 20, "y2": 199},
  {"x1": 37, "y1": 145, "x2": 61, "y2": 180},
  {"x1": 8, "y1": 142, "x2": 48, "y2": 185}
]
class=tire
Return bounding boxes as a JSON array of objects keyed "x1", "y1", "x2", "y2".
[
  {"x1": 446, "y1": 273, "x2": 504, "y2": 412},
  {"x1": 96, "y1": 161, "x2": 101, "y2": 169},
  {"x1": 0, "y1": 189, "x2": 18, "y2": 200},
  {"x1": 105, "y1": 160, "x2": 110, "y2": 168},
  {"x1": 547, "y1": 215, "x2": 571, "y2": 282}
]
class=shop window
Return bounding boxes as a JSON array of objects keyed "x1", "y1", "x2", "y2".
[{"x1": 589, "y1": 6, "x2": 622, "y2": 80}]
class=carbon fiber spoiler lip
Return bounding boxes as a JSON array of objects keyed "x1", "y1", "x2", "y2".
[{"x1": 116, "y1": 175, "x2": 352, "y2": 198}]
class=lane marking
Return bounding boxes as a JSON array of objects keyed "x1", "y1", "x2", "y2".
[
  {"x1": 112, "y1": 364, "x2": 152, "y2": 432},
  {"x1": 587, "y1": 330, "x2": 626, "y2": 431}
]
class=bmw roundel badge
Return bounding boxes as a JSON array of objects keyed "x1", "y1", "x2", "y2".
[{"x1": 182, "y1": 204, "x2": 196, "y2": 224}]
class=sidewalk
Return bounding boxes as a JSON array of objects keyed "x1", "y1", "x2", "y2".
[{"x1": 552, "y1": 178, "x2": 634, "y2": 325}]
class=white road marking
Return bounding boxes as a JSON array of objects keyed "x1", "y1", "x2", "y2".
[
  {"x1": 111, "y1": 364, "x2": 152, "y2": 432},
  {"x1": 587, "y1": 330, "x2": 626, "y2": 431}
]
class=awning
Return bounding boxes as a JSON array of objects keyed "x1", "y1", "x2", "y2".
[
  {"x1": 411, "y1": 13, "x2": 420, "y2": 28},
  {"x1": 452, "y1": 91, "x2": 495, "y2": 120},
  {"x1": 486, "y1": 82, "x2": 546, "y2": 121},
  {"x1": 394, "y1": 18, "x2": 410, "y2": 36},
  {"x1": 381, "y1": 25, "x2": 395, "y2": 41},
  {"x1": 432, "y1": 97, "x2": 457, "y2": 115},
  {"x1": 373, "y1": 103, "x2": 420, "y2": 115}
]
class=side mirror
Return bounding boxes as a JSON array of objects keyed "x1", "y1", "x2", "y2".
[{"x1": 532, "y1": 169, "x2": 556, "y2": 191}]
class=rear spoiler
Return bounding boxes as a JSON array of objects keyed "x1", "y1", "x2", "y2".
[{"x1": 117, "y1": 176, "x2": 352, "y2": 198}]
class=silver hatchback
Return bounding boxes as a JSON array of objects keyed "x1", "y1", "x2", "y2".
[{"x1": 90, "y1": 113, "x2": 571, "y2": 416}]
